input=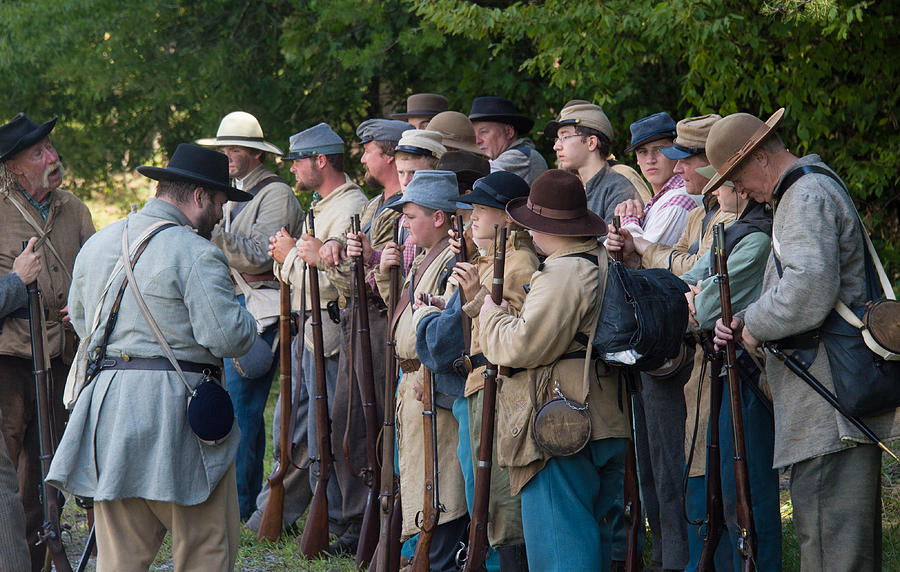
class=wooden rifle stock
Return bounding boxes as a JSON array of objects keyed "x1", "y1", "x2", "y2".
[
  {"x1": 697, "y1": 338, "x2": 725, "y2": 571},
  {"x1": 257, "y1": 276, "x2": 293, "y2": 541},
  {"x1": 463, "y1": 225, "x2": 507, "y2": 572},
  {"x1": 613, "y1": 217, "x2": 643, "y2": 572},
  {"x1": 300, "y1": 211, "x2": 335, "y2": 558},
  {"x1": 24, "y1": 253, "x2": 74, "y2": 572},
  {"x1": 373, "y1": 219, "x2": 403, "y2": 572},
  {"x1": 712, "y1": 223, "x2": 757, "y2": 571},
  {"x1": 411, "y1": 366, "x2": 442, "y2": 572},
  {"x1": 352, "y1": 215, "x2": 383, "y2": 567}
]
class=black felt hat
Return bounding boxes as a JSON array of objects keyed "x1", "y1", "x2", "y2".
[
  {"x1": 137, "y1": 144, "x2": 252, "y2": 202},
  {"x1": 468, "y1": 96, "x2": 534, "y2": 134},
  {"x1": 0, "y1": 113, "x2": 57, "y2": 162}
]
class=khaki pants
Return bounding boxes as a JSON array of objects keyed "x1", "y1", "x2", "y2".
[{"x1": 94, "y1": 464, "x2": 239, "y2": 572}]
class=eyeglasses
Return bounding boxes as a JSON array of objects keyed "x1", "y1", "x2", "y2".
[{"x1": 554, "y1": 133, "x2": 585, "y2": 144}]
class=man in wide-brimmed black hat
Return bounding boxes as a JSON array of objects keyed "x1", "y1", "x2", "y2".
[
  {"x1": 469, "y1": 96, "x2": 548, "y2": 184},
  {"x1": 0, "y1": 112, "x2": 95, "y2": 570},
  {"x1": 47, "y1": 143, "x2": 257, "y2": 570}
]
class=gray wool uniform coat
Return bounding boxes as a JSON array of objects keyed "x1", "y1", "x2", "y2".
[
  {"x1": 742, "y1": 155, "x2": 900, "y2": 468},
  {"x1": 47, "y1": 198, "x2": 256, "y2": 505}
]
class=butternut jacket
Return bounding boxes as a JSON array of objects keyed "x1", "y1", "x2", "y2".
[
  {"x1": 0, "y1": 185, "x2": 94, "y2": 359},
  {"x1": 276, "y1": 175, "x2": 366, "y2": 356},
  {"x1": 480, "y1": 239, "x2": 629, "y2": 494},
  {"x1": 642, "y1": 198, "x2": 735, "y2": 276},
  {"x1": 381, "y1": 242, "x2": 468, "y2": 537}
]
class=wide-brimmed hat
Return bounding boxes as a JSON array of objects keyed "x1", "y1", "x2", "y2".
[
  {"x1": 393, "y1": 129, "x2": 446, "y2": 159},
  {"x1": 695, "y1": 164, "x2": 734, "y2": 188},
  {"x1": 0, "y1": 113, "x2": 57, "y2": 162},
  {"x1": 458, "y1": 171, "x2": 529, "y2": 211},
  {"x1": 468, "y1": 96, "x2": 534, "y2": 134},
  {"x1": 427, "y1": 111, "x2": 485, "y2": 156},
  {"x1": 545, "y1": 103, "x2": 614, "y2": 143},
  {"x1": 506, "y1": 170, "x2": 607, "y2": 237},
  {"x1": 702, "y1": 108, "x2": 785, "y2": 194},
  {"x1": 356, "y1": 118, "x2": 413, "y2": 145},
  {"x1": 390, "y1": 93, "x2": 448, "y2": 120},
  {"x1": 661, "y1": 114, "x2": 722, "y2": 160},
  {"x1": 195, "y1": 111, "x2": 283, "y2": 155},
  {"x1": 624, "y1": 112, "x2": 677, "y2": 153},
  {"x1": 390, "y1": 170, "x2": 460, "y2": 213},
  {"x1": 284, "y1": 123, "x2": 344, "y2": 160},
  {"x1": 137, "y1": 143, "x2": 252, "y2": 202},
  {"x1": 437, "y1": 150, "x2": 490, "y2": 195}
]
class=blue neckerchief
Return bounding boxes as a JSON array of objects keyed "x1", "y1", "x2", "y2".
[{"x1": 20, "y1": 187, "x2": 52, "y2": 221}]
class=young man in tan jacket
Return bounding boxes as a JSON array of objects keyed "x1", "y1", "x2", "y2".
[
  {"x1": 479, "y1": 170, "x2": 629, "y2": 571},
  {"x1": 375, "y1": 170, "x2": 468, "y2": 570}
]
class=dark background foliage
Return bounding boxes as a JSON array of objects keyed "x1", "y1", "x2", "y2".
[{"x1": 2, "y1": 0, "x2": 896, "y2": 282}]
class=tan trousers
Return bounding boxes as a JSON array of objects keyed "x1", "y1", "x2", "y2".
[{"x1": 94, "y1": 464, "x2": 239, "y2": 572}]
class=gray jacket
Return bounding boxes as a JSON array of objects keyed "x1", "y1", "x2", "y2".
[
  {"x1": 48, "y1": 198, "x2": 256, "y2": 504},
  {"x1": 584, "y1": 163, "x2": 639, "y2": 223},
  {"x1": 742, "y1": 155, "x2": 900, "y2": 467},
  {"x1": 491, "y1": 138, "x2": 548, "y2": 185}
]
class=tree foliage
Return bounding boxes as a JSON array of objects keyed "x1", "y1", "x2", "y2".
[{"x1": 1, "y1": 0, "x2": 896, "y2": 280}]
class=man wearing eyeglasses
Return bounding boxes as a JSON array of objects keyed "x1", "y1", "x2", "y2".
[{"x1": 546, "y1": 103, "x2": 639, "y2": 223}]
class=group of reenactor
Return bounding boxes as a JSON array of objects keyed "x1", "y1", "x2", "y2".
[{"x1": 0, "y1": 89, "x2": 898, "y2": 572}]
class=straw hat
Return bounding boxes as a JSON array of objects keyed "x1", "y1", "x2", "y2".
[{"x1": 196, "y1": 111, "x2": 283, "y2": 155}]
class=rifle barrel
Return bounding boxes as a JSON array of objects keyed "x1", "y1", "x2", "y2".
[
  {"x1": 299, "y1": 211, "x2": 334, "y2": 558},
  {"x1": 713, "y1": 223, "x2": 757, "y2": 571}
]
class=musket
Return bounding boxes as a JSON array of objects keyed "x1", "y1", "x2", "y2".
[
  {"x1": 299, "y1": 210, "x2": 335, "y2": 558},
  {"x1": 257, "y1": 274, "x2": 293, "y2": 541},
  {"x1": 411, "y1": 365, "x2": 444, "y2": 572},
  {"x1": 352, "y1": 214, "x2": 383, "y2": 568},
  {"x1": 712, "y1": 222, "x2": 757, "y2": 571},
  {"x1": 373, "y1": 219, "x2": 403, "y2": 572},
  {"x1": 764, "y1": 344, "x2": 899, "y2": 462},
  {"x1": 697, "y1": 337, "x2": 726, "y2": 571},
  {"x1": 463, "y1": 225, "x2": 507, "y2": 572},
  {"x1": 613, "y1": 217, "x2": 643, "y2": 572},
  {"x1": 23, "y1": 242, "x2": 74, "y2": 572},
  {"x1": 454, "y1": 214, "x2": 472, "y2": 353}
]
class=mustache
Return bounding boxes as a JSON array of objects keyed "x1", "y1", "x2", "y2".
[{"x1": 42, "y1": 161, "x2": 64, "y2": 187}]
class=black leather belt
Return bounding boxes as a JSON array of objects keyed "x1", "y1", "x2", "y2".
[
  {"x1": 772, "y1": 329, "x2": 820, "y2": 350},
  {"x1": 462, "y1": 352, "x2": 525, "y2": 378},
  {"x1": 97, "y1": 356, "x2": 221, "y2": 378}
]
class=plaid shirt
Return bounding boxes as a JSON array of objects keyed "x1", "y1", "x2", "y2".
[{"x1": 621, "y1": 174, "x2": 686, "y2": 228}]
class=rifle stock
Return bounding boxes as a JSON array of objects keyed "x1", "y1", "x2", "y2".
[
  {"x1": 299, "y1": 211, "x2": 335, "y2": 559},
  {"x1": 713, "y1": 223, "x2": 757, "y2": 571},
  {"x1": 697, "y1": 340, "x2": 725, "y2": 571},
  {"x1": 257, "y1": 276, "x2": 293, "y2": 541},
  {"x1": 411, "y1": 366, "x2": 441, "y2": 572},
  {"x1": 373, "y1": 219, "x2": 403, "y2": 572},
  {"x1": 613, "y1": 217, "x2": 642, "y2": 572},
  {"x1": 352, "y1": 215, "x2": 383, "y2": 567},
  {"x1": 24, "y1": 255, "x2": 74, "y2": 572},
  {"x1": 463, "y1": 225, "x2": 507, "y2": 572}
]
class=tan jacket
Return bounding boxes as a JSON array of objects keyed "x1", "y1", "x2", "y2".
[
  {"x1": 276, "y1": 175, "x2": 366, "y2": 356},
  {"x1": 460, "y1": 230, "x2": 538, "y2": 396},
  {"x1": 480, "y1": 239, "x2": 629, "y2": 494},
  {"x1": 386, "y1": 243, "x2": 467, "y2": 537},
  {"x1": 0, "y1": 185, "x2": 94, "y2": 359},
  {"x1": 212, "y1": 164, "x2": 303, "y2": 285},
  {"x1": 642, "y1": 199, "x2": 735, "y2": 275}
]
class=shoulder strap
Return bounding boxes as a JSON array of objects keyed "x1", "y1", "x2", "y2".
[
  {"x1": 119, "y1": 221, "x2": 194, "y2": 394},
  {"x1": 246, "y1": 175, "x2": 287, "y2": 196},
  {"x1": 5, "y1": 191, "x2": 73, "y2": 282},
  {"x1": 389, "y1": 236, "x2": 451, "y2": 334},
  {"x1": 771, "y1": 164, "x2": 894, "y2": 304},
  {"x1": 93, "y1": 221, "x2": 177, "y2": 364}
]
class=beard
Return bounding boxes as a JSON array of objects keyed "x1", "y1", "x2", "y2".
[
  {"x1": 364, "y1": 170, "x2": 384, "y2": 190},
  {"x1": 297, "y1": 169, "x2": 324, "y2": 192},
  {"x1": 21, "y1": 161, "x2": 64, "y2": 192},
  {"x1": 194, "y1": 201, "x2": 221, "y2": 239}
]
